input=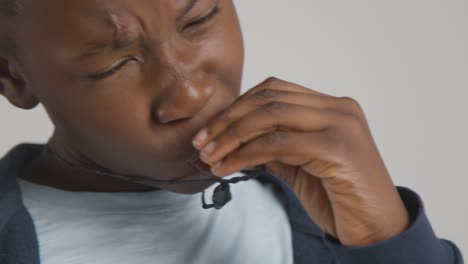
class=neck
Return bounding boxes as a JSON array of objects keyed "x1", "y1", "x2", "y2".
[{"x1": 19, "y1": 146, "x2": 160, "y2": 193}]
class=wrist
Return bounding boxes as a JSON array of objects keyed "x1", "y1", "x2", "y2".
[{"x1": 339, "y1": 193, "x2": 410, "y2": 247}]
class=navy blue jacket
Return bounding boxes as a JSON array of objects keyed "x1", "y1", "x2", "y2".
[{"x1": 0, "y1": 144, "x2": 464, "y2": 263}]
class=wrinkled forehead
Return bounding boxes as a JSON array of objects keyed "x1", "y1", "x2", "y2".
[
  {"x1": 21, "y1": 0, "x2": 190, "y2": 20},
  {"x1": 19, "y1": 0, "x2": 188, "y2": 35},
  {"x1": 15, "y1": 0, "x2": 198, "y2": 61}
]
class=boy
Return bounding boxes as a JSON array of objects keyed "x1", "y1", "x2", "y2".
[{"x1": 0, "y1": 0, "x2": 463, "y2": 263}]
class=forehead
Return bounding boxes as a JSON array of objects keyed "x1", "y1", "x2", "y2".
[
  {"x1": 16, "y1": 0, "x2": 194, "y2": 59},
  {"x1": 22, "y1": 0, "x2": 190, "y2": 20},
  {"x1": 20, "y1": 0, "x2": 187, "y2": 35}
]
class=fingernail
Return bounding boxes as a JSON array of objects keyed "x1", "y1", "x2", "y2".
[
  {"x1": 201, "y1": 141, "x2": 216, "y2": 156},
  {"x1": 192, "y1": 129, "x2": 207, "y2": 148}
]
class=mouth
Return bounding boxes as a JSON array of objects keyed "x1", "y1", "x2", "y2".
[{"x1": 187, "y1": 153, "x2": 213, "y2": 176}]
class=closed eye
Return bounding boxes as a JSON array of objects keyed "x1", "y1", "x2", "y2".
[
  {"x1": 87, "y1": 6, "x2": 220, "y2": 81},
  {"x1": 88, "y1": 56, "x2": 139, "y2": 81},
  {"x1": 184, "y1": 5, "x2": 220, "y2": 29}
]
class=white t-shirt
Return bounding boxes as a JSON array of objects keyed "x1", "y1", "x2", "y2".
[{"x1": 18, "y1": 172, "x2": 293, "y2": 264}]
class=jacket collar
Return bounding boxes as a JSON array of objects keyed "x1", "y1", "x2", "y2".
[{"x1": 0, "y1": 143, "x2": 323, "y2": 236}]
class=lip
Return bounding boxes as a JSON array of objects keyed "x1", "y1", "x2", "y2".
[
  {"x1": 154, "y1": 93, "x2": 232, "y2": 179},
  {"x1": 187, "y1": 153, "x2": 212, "y2": 174}
]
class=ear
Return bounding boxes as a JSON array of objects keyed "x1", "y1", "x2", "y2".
[{"x1": 0, "y1": 55, "x2": 39, "y2": 109}]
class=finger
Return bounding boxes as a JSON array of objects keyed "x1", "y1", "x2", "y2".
[
  {"x1": 243, "y1": 77, "x2": 330, "y2": 97},
  {"x1": 200, "y1": 102, "x2": 344, "y2": 165},
  {"x1": 193, "y1": 77, "x2": 331, "y2": 147},
  {"x1": 242, "y1": 77, "x2": 363, "y2": 122},
  {"x1": 209, "y1": 131, "x2": 337, "y2": 178},
  {"x1": 193, "y1": 84, "x2": 360, "y2": 149}
]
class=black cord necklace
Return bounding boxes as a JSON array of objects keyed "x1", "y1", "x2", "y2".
[{"x1": 43, "y1": 145, "x2": 265, "y2": 210}]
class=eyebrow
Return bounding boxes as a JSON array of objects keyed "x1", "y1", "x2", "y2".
[
  {"x1": 76, "y1": 35, "x2": 140, "y2": 61},
  {"x1": 76, "y1": 0, "x2": 200, "y2": 62}
]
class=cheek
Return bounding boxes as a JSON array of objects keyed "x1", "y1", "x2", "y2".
[
  {"x1": 201, "y1": 4, "x2": 244, "y2": 91},
  {"x1": 28, "y1": 62, "x2": 153, "y2": 161},
  {"x1": 46, "y1": 87, "x2": 163, "y2": 173},
  {"x1": 61, "y1": 88, "x2": 150, "y2": 143}
]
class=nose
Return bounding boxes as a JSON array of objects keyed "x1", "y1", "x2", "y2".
[{"x1": 154, "y1": 74, "x2": 214, "y2": 124}]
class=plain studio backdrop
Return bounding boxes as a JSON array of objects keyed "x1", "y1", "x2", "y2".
[{"x1": 1, "y1": 0, "x2": 467, "y2": 255}]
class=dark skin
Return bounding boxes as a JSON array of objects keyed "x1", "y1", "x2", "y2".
[
  {"x1": 1, "y1": 0, "x2": 244, "y2": 194},
  {"x1": 0, "y1": 0, "x2": 408, "y2": 247}
]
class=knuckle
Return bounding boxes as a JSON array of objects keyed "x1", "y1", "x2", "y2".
[
  {"x1": 339, "y1": 96, "x2": 360, "y2": 108},
  {"x1": 264, "y1": 76, "x2": 280, "y2": 84},
  {"x1": 226, "y1": 124, "x2": 235, "y2": 136},
  {"x1": 339, "y1": 96, "x2": 362, "y2": 111},
  {"x1": 337, "y1": 96, "x2": 365, "y2": 122},
  {"x1": 218, "y1": 108, "x2": 234, "y2": 123},
  {"x1": 226, "y1": 125, "x2": 240, "y2": 141},
  {"x1": 340, "y1": 113, "x2": 363, "y2": 131},
  {"x1": 325, "y1": 112, "x2": 362, "y2": 151},
  {"x1": 253, "y1": 89, "x2": 282, "y2": 102},
  {"x1": 262, "y1": 131, "x2": 285, "y2": 147},
  {"x1": 325, "y1": 127, "x2": 349, "y2": 154},
  {"x1": 263, "y1": 101, "x2": 288, "y2": 114}
]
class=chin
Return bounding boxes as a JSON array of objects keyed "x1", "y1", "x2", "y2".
[{"x1": 154, "y1": 151, "x2": 219, "y2": 194}]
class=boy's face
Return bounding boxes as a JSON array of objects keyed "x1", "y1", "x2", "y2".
[{"x1": 10, "y1": 0, "x2": 244, "y2": 193}]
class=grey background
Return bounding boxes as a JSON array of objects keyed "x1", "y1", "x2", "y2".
[{"x1": 1, "y1": 0, "x2": 467, "y2": 255}]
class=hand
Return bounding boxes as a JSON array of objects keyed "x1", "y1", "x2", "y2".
[{"x1": 192, "y1": 77, "x2": 409, "y2": 247}]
